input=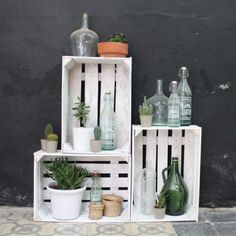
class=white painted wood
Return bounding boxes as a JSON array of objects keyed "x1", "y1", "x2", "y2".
[
  {"x1": 116, "y1": 63, "x2": 131, "y2": 152},
  {"x1": 146, "y1": 130, "x2": 157, "y2": 170},
  {"x1": 172, "y1": 130, "x2": 182, "y2": 173},
  {"x1": 84, "y1": 64, "x2": 99, "y2": 127},
  {"x1": 157, "y1": 130, "x2": 168, "y2": 193}
]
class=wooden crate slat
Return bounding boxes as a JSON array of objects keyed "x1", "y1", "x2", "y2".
[
  {"x1": 84, "y1": 63, "x2": 99, "y2": 127},
  {"x1": 157, "y1": 130, "x2": 168, "y2": 193},
  {"x1": 100, "y1": 64, "x2": 115, "y2": 113},
  {"x1": 172, "y1": 129, "x2": 183, "y2": 173},
  {"x1": 146, "y1": 130, "x2": 157, "y2": 171},
  {"x1": 115, "y1": 63, "x2": 131, "y2": 151}
]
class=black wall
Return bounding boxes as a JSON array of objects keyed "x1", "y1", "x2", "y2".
[{"x1": 0, "y1": 0, "x2": 236, "y2": 207}]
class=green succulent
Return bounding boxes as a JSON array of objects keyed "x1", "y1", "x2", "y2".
[
  {"x1": 138, "y1": 96, "x2": 153, "y2": 115},
  {"x1": 47, "y1": 133, "x2": 59, "y2": 141},
  {"x1": 109, "y1": 33, "x2": 127, "y2": 43},
  {"x1": 46, "y1": 157, "x2": 91, "y2": 190},
  {"x1": 155, "y1": 192, "x2": 168, "y2": 208},
  {"x1": 44, "y1": 124, "x2": 53, "y2": 139},
  {"x1": 72, "y1": 97, "x2": 90, "y2": 127}
]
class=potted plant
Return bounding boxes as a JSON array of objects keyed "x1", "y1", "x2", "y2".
[
  {"x1": 90, "y1": 126, "x2": 102, "y2": 152},
  {"x1": 138, "y1": 96, "x2": 153, "y2": 127},
  {"x1": 72, "y1": 97, "x2": 93, "y2": 152},
  {"x1": 46, "y1": 133, "x2": 59, "y2": 153},
  {"x1": 98, "y1": 33, "x2": 128, "y2": 57},
  {"x1": 46, "y1": 157, "x2": 90, "y2": 220},
  {"x1": 40, "y1": 124, "x2": 53, "y2": 151},
  {"x1": 154, "y1": 192, "x2": 167, "y2": 219}
]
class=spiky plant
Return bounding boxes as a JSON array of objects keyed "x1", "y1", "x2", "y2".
[
  {"x1": 94, "y1": 126, "x2": 101, "y2": 140},
  {"x1": 109, "y1": 33, "x2": 127, "y2": 43},
  {"x1": 155, "y1": 192, "x2": 168, "y2": 208},
  {"x1": 72, "y1": 97, "x2": 90, "y2": 127},
  {"x1": 138, "y1": 96, "x2": 153, "y2": 115},
  {"x1": 44, "y1": 124, "x2": 53, "y2": 139},
  {"x1": 46, "y1": 157, "x2": 91, "y2": 190}
]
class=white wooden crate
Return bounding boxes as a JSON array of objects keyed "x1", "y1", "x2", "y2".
[
  {"x1": 61, "y1": 56, "x2": 132, "y2": 154},
  {"x1": 34, "y1": 150, "x2": 131, "y2": 222},
  {"x1": 131, "y1": 125, "x2": 202, "y2": 222}
]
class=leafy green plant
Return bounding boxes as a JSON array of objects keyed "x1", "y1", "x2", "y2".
[
  {"x1": 47, "y1": 133, "x2": 59, "y2": 141},
  {"x1": 46, "y1": 157, "x2": 91, "y2": 190},
  {"x1": 44, "y1": 124, "x2": 53, "y2": 139},
  {"x1": 155, "y1": 192, "x2": 168, "y2": 208},
  {"x1": 138, "y1": 96, "x2": 153, "y2": 115},
  {"x1": 94, "y1": 126, "x2": 101, "y2": 140},
  {"x1": 109, "y1": 33, "x2": 127, "y2": 43},
  {"x1": 72, "y1": 97, "x2": 90, "y2": 127}
]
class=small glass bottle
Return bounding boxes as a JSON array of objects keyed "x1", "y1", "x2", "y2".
[
  {"x1": 70, "y1": 13, "x2": 99, "y2": 56},
  {"x1": 168, "y1": 81, "x2": 180, "y2": 127},
  {"x1": 141, "y1": 163, "x2": 156, "y2": 215},
  {"x1": 100, "y1": 92, "x2": 116, "y2": 150},
  {"x1": 177, "y1": 67, "x2": 192, "y2": 126},
  {"x1": 147, "y1": 79, "x2": 168, "y2": 126},
  {"x1": 90, "y1": 171, "x2": 102, "y2": 203}
]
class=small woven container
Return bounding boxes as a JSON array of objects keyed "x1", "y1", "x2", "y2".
[
  {"x1": 102, "y1": 194, "x2": 123, "y2": 217},
  {"x1": 88, "y1": 203, "x2": 104, "y2": 220}
]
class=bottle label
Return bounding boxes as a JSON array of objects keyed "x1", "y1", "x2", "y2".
[
  {"x1": 180, "y1": 97, "x2": 191, "y2": 121},
  {"x1": 168, "y1": 105, "x2": 180, "y2": 122}
]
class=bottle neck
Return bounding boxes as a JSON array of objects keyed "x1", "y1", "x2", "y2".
[
  {"x1": 170, "y1": 160, "x2": 180, "y2": 174},
  {"x1": 155, "y1": 80, "x2": 163, "y2": 95},
  {"x1": 180, "y1": 76, "x2": 187, "y2": 82},
  {"x1": 81, "y1": 13, "x2": 88, "y2": 28}
]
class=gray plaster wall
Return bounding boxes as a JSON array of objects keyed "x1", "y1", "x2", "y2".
[{"x1": 0, "y1": 0, "x2": 235, "y2": 207}]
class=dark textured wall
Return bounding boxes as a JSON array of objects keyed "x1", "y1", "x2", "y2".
[{"x1": 0, "y1": 0, "x2": 236, "y2": 207}]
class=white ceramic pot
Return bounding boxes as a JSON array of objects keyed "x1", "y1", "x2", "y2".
[
  {"x1": 47, "y1": 183, "x2": 86, "y2": 220},
  {"x1": 40, "y1": 139, "x2": 47, "y2": 151},
  {"x1": 140, "y1": 115, "x2": 152, "y2": 127},
  {"x1": 73, "y1": 128, "x2": 94, "y2": 152},
  {"x1": 46, "y1": 141, "x2": 58, "y2": 153}
]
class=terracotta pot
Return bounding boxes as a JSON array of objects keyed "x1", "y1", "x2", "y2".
[
  {"x1": 140, "y1": 115, "x2": 152, "y2": 127},
  {"x1": 90, "y1": 140, "x2": 102, "y2": 152},
  {"x1": 98, "y1": 42, "x2": 128, "y2": 57},
  {"x1": 154, "y1": 207, "x2": 166, "y2": 219}
]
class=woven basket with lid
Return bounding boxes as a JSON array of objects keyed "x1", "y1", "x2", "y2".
[
  {"x1": 102, "y1": 194, "x2": 123, "y2": 217},
  {"x1": 88, "y1": 203, "x2": 104, "y2": 220}
]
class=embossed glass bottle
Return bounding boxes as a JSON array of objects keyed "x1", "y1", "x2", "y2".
[
  {"x1": 100, "y1": 92, "x2": 116, "y2": 150},
  {"x1": 161, "y1": 157, "x2": 188, "y2": 216},
  {"x1": 168, "y1": 81, "x2": 180, "y2": 127},
  {"x1": 177, "y1": 67, "x2": 192, "y2": 126},
  {"x1": 147, "y1": 80, "x2": 168, "y2": 126},
  {"x1": 90, "y1": 171, "x2": 102, "y2": 203},
  {"x1": 70, "y1": 13, "x2": 99, "y2": 56}
]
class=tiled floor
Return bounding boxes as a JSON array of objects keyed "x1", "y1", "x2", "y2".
[{"x1": 0, "y1": 207, "x2": 236, "y2": 235}]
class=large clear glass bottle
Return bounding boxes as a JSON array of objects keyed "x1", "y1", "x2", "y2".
[
  {"x1": 100, "y1": 92, "x2": 116, "y2": 150},
  {"x1": 141, "y1": 165, "x2": 156, "y2": 215},
  {"x1": 70, "y1": 13, "x2": 99, "y2": 56},
  {"x1": 168, "y1": 81, "x2": 180, "y2": 127},
  {"x1": 90, "y1": 171, "x2": 102, "y2": 203},
  {"x1": 177, "y1": 67, "x2": 192, "y2": 126},
  {"x1": 147, "y1": 80, "x2": 168, "y2": 126}
]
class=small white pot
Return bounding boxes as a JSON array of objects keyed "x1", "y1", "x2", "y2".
[
  {"x1": 73, "y1": 128, "x2": 94, "y2": 152},
  {"x1": 46, "y1": 141, "x2": 58, "y2": 153},
  {"x1": 140, "y1": 115, "x2": 152, "y2": 127},
  {"x1": 90, "y1": 140, "x2": 102, "y2": 152},
  {"x1": 47, "y1": 183, "x2": 86, "y2": 220},
  {"x1": 154, "y1": 207, "x2": 166, "y2": 219},
  {"x1": 40, "y1": 139, "x2": 47, "y2": 151}
]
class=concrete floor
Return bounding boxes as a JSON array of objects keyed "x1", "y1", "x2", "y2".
[{"x1": 0, "y1": 207, "x2": 236, "y2": 235}]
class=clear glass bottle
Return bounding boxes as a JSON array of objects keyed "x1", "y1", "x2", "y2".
[
  {"x1": 100, "y1": 92, "x2": 116, "y2": 150},
  {"x1": 177, "y1": 67, "x2": 192, "y2": 126},
  {"x1": 141, "y1": 165, "x2": 156, "y2": 215},
  {"x1": 70, "y1": 13, "x2": 99, "y2": 56},
  {"x1": 168, "y1": 81, "x2": 180, "y2": 127},
  {"x1": 147, "y1": 79, "x2": 168, "y2": 126},
  {"x1": 90, "y1": 171, "x2": 102, "y2": 203}
]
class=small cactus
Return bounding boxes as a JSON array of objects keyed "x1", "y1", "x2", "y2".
[
  {"x1": 138, "y1": 96, "x2": 153, "y2": 115},
  {"x1": 44, "y1": 124, "x2": 53, "y2": 139},
  {"x1": 94, "y1": 126, "x2": 101, "y2": 140},
  {"x1": 47, "y1": 133, "x2": 59, "y2": 141}
]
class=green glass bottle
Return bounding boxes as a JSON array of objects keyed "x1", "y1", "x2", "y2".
[{"x1": 161, "y1": 157, "x2": 188, "y2": 216}]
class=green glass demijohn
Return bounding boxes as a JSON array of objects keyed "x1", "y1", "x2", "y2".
[{"x1": 160, "y1": 157, "x2": 188, "y2": 216}]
